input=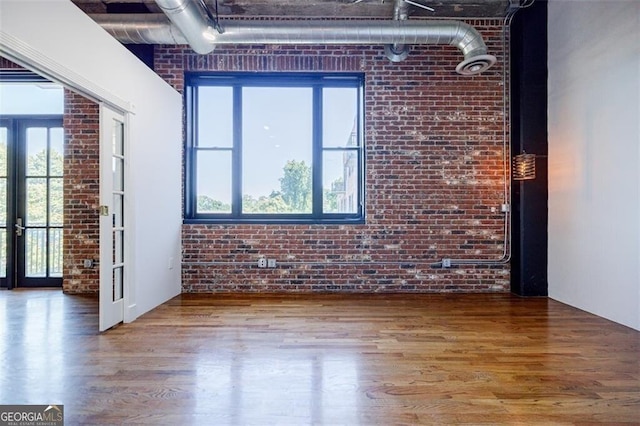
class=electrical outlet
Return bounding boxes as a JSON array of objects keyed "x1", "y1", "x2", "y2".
[
  {"x1": 257, "y1": 258, "x2": 267, "y2": 268},
  {"x1": 267, "y1": 259, "x2": 277, "y2": 268},
  {"x1": 442, "y1": 258, "x2": 452, "y2": 268}
]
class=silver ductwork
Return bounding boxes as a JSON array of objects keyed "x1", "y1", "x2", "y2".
[
  {"x1": 93, "y1": 13, "x2": 497, "y2": 75},
  {"x1": 384, "y1": 0, "x2": 411, "y2": 62},
  {"x1": 154, "y1": 0, "x2": 215, "y2": 54}
]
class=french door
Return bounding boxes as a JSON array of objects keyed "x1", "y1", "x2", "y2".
[
  {"x1": 99, "y1": 106, "x2": 126, "y2": 331},
  {"x1": 0, "y1": 117, "x2": 64, "y2": 289}
]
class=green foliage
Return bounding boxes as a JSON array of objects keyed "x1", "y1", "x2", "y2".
[
  {"x1": 26, "y1": 148, "x2": 63, "y2": 226},
  {"x1": 0, "y1": 140, "x2": 6, "y2": 177},
  {"x1": 242, "y1": 193, "x2": 291, "y2": 214},
  {"x1": 199, "y1": 158, "x2": 344, "y2": 215},
  {"x1": 197, "y1": 195, "x2": 231, "y2": 213},
  {"x1": 323, "y1": 176, "x2": 342, "y2": 213},
  {"x1": 279, "y1": 160, "x2": 312, "y2": 213}
]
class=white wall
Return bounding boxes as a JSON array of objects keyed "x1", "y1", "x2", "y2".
[
  {"x1": 548, "y1": 0, "x2": 640, "y2": 330},
  {"x1": 0, "y1": 0, "x2": 182, "y2": 320}
]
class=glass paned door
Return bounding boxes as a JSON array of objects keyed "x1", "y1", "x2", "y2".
[
  {"x1": 0, "y1": 125, "x2": 8, "y2": 285},
  {"x1": 0, "y1": 117, "x2": 63, "y2": 288},
  {"x1": 17, "y1": 120, "x2": 64, "y2": 287},
  {"x1": 99, "y1": 106, "x2": 126, "y2": 331}
]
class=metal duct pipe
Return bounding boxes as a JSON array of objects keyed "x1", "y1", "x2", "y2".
[
  {"x1": 385, "y1": 0, "x2": 411, "y2": 62},
  {"x1": 154, "y1": 0, "x2": 215, "y2": 54},
  {"x1": 93, "y1": 14, "x2": 497, "y2": 75}
]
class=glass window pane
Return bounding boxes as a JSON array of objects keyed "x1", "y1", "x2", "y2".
[
  {"x1": 49, "y1": 127, "x2": 64, "y2": 176},
  {"x1": 112, "y1": 121, "x2": 124, "y2": 156},
  {"x1": 113, "y1": 267, "x2": 123, "y2": 301},
  {"x1": 323, "y1": 150, "x2": 359, "y2": 214},
  {"x1": 0, "y1": 228, "x2": 6, "y2": 278},
  {"x1": 0, "y1": 178, "x2": 6, "y2": 227},
  {"x1": 26, "y1": 178, "x2": 47, "y2": 226},
  {"x1": 27, "y1": 128, "x2": 48, "y2": 176},
  {"x1": 26, "y1": 228, "x2": 47, "y2": 277},
  {"x1": 0, "y1": 83, "x2": 63, "y2": 115},
  {"x1": 198, "y1": 86, "x2": 233, "y2": 148},
  {"x1": 197, "y1": 151, "x2": 232, "y2": 213},
  {"x1": 242, "y1": 87, "x2": 312, "y2": 214},
  {"x1": 113, "y1": 156, "x2": 124, "y2": 192},
  {"x1": 0, "y1": 127, "x2": 7, "y2": 176},
  {"x1": 49, "y1": 178, "x2": 63, "y2": 227},
  {"x1": 0, "y1": 130, "x2": 5, "y2": 240},
  {"x1": 113, "y1": 193, "x2": 124, "y2": 228},
  {"x1": 113, "y1": 230, "x2": 124, "y2": 265},
  {"x1": 323, "y1": 87, "x2": 359, "y2": 148},
  {"x1": 49, "y1": 228, "x2": 63, "y2": 277}
]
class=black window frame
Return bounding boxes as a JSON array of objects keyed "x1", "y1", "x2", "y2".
[{"x1": 184, "y1": 72, "x2": 365, "y2": 224}]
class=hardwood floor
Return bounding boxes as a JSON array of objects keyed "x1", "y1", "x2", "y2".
[{"x1": 1, "y1": 289, "x2": 639, "y2": 425}]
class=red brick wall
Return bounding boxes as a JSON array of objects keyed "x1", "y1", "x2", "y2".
[
  {"x1": 156, "y1": 19, "x2": 510, "y2": 293},
  {"x1": 0, "y1": 58, "x2": 22, "y2": 69},
  {"x1": 63, "y1": 90, "x2": 100, "y2": 293}
]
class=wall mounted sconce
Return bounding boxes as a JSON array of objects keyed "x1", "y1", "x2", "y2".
[{"x1": 512, "y1": 152, "x2": 536, "y2": 180}]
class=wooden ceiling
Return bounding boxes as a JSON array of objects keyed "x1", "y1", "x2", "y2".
[{"x1": 71, "y1": 0, "x2": 513, "y2": 19}]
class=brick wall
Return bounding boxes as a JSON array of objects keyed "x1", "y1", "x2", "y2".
[
  {"x1": 0, "y1": 58, "x2": 22, "y2": 69},
  {"x1": 157, "y1": 19, "x2": 510, "y2": 293},
  {"x1": 63, "y1": 90, "x2": 100, "y2": 293}
]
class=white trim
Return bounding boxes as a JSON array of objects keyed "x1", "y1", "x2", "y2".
[
  {"x1": 0, "y1": 31, "x2": 133, "y2": 114},
  {"x1": 122, "y1": 111, "x2": 138, "y2": 323}
]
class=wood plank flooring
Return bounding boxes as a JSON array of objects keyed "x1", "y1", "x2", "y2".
[{"x1": 1, "y1": 290, "x2": 639, "y2": 425}]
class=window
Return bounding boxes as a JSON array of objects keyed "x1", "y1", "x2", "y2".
[{"x1": 185, "y1": 73, "x2": 365, "y2": 223}]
